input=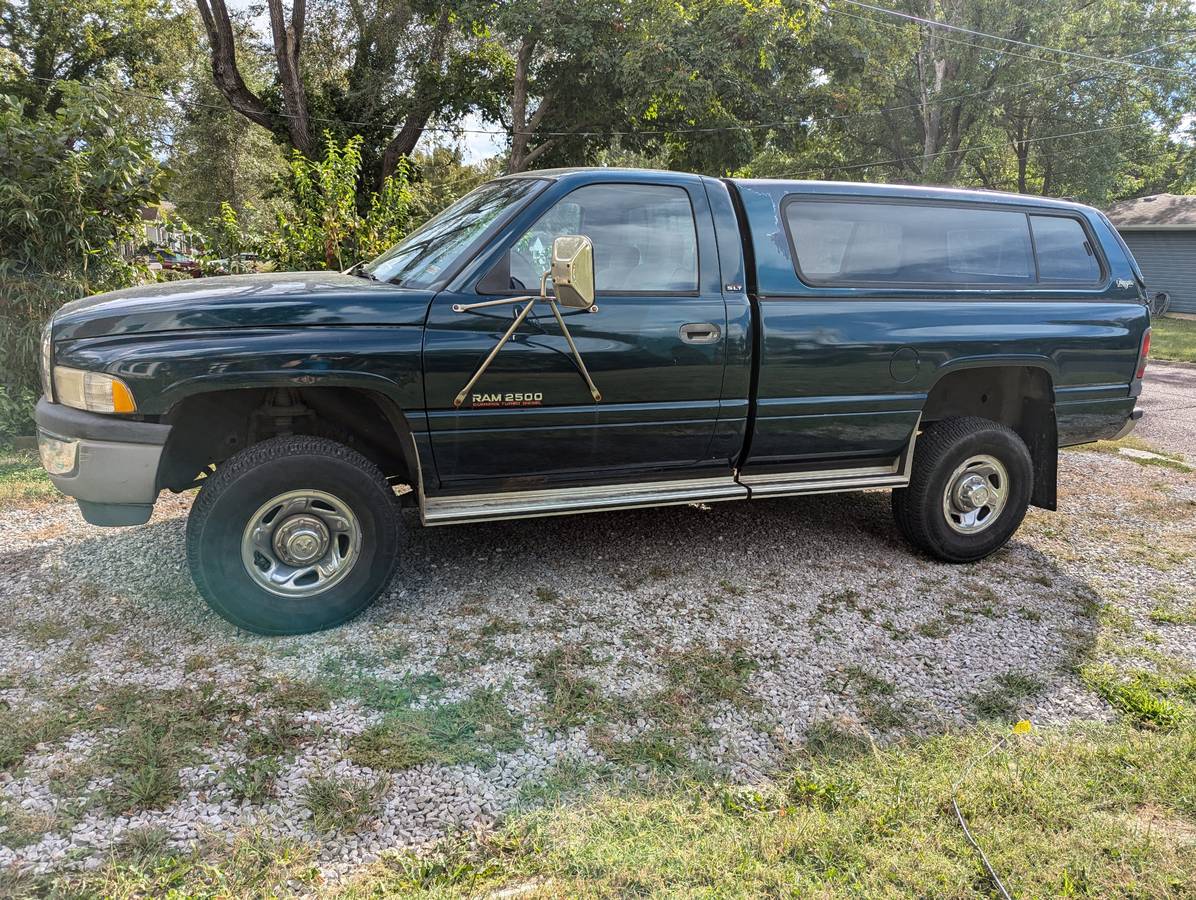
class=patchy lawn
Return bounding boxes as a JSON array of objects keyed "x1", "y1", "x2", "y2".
[
  {"x1": 1151, "y1": 315, "x2": 1196, "y2": 363},
  {"x1": 0, "y1": 450, "x2": 56, "y2": 508}
]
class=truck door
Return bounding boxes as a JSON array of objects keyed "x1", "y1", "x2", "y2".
[{"x1": 422, "y1": 179, "x2": 730, "y2": 490}]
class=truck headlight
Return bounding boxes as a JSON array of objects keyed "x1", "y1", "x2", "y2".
[
  {"x1": 40, "y1": 322, "x2": 53, "y2": 398},
  {"x1": 52, "y1": 367, "x2": 138, "y2": 414}
]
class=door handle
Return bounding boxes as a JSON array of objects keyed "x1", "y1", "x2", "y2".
[{"x1": 679, "y1": 322, "x2": 721, "y2": 344}]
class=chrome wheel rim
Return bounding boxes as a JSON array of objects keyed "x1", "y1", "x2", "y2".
[
  {"x1": 942, "y1": 454, "x2": 1009, "y2": 535},
  {"x1": 240, "y1": 490, "x2": 361, "y2": 597}
]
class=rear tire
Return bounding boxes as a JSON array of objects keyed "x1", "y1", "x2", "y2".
[
  {"x1": 892, "y1": 416, "x2": 1032, "y2": 563},
  {"x1": 186, "y1": 436, "x2": 400, "y2": 634}
]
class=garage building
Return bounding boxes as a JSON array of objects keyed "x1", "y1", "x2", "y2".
[{"x1": 1104, "y1": 194, "x2": 1196, "y2": 314}]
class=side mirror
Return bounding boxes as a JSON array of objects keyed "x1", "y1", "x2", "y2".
[{"x1": 550, "y1": 235, "x2": 595, "y2": 309}]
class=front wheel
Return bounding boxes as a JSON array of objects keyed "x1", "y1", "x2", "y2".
[
  {"x1": 186, "y1": 436, "x2": 400, "y2": 634},
  {"x1": 891, "y1": 417, "x2": 1032, "y2": 563}
]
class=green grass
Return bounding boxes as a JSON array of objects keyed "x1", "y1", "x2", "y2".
[
  {"x1": 1083, "y1": 665, "x2": 1195, "y2": 730},
  {"x1": 1150, "y1": 602, "x2": 1196, "y2": 625},
  {"x1": 314, "y1": 655, "x2": 523, "y2": 771},
  {"x1": 0, "y1": 449, "x2": 57, "y2": 508},
  {"x1": 531, "y1": 645, "x2": 615, "y2": 730},
  {"x1": 331, "y1": 723, "x2": 1196, "y2": 899},
  {"x1": 349, "y1": 689, "x2": 523, "y2": 771},
  {"x1": 1151, "y1": 315, "x2": 1196, "y2": 363},
  {"x1": 36, "y1": 829, "x2": 320, "y2": 897},
  {"x1": 971, "y1": 672, "x2": 1045, "y2": 722},
  {"x1": 1070, "y1": 434, "x2": 1193, "y2": 472},
  {"x1": 301, "y1": 773, "x2": 391, "y2": 833}
]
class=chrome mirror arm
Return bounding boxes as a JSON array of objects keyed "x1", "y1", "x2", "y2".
[{"x1": 451, "y1": 271, "x2": 601, "y2": 407}]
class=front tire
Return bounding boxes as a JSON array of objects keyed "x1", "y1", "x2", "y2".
[
  {"x1": 892, "y1": 416, "x2": 1032, "y2": 563},
  {"x1": 186, "y1": 436, "x2": 400, "y2": 634}
]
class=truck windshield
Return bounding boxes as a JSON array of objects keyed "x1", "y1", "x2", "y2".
[{"x1": 363, "y1": 178, "x2": 546, "y2": 287}]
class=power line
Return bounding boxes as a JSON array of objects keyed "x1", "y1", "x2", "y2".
[
  {"x1": 835, "y1": 0, "x2": 1194, "y2": 76},
  {"x1": 21, "y1": 24, "x2": 1190, "y2": 148},
  {"x1": 777, "y1": 119, "x2": 1188, "y2": 179}
]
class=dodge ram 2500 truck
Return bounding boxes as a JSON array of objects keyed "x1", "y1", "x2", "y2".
[{"x1": 35, "y1": 168, "x2": 1150, "y2": 634}]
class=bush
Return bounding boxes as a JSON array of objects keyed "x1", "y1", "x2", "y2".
[
  {"x1": 0, "y1": 384, "x2": 37, "y2": 443},
  {"x1": 0, "y1": 84, "x2": 159, "y2": 393},
  {"x1": 264, "y1": 133, "x2": 418, "y2": 272}
]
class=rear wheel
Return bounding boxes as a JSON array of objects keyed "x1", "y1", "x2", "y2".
[
  {"x1": 892, "y1": 416, "x2": 1032, "y2": 563},
  {"x1": 186, "y1": 436, "x2": 400, "y2": 634}
]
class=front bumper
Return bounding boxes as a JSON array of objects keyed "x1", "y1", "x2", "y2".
[{"x1": 35, "y1": 398, "x2": 171, "y2": 526}]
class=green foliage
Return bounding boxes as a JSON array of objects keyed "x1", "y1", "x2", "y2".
[
  {"x1": 349, "y1": 689, "x2": 523, "y2": 771},
  {"x1": 0, "y1": 84, "x2": 159, "y2": 393},
  {"x1": 0, "y1": 385, "x2": 37, "y2": 442},
  {"x1": 237, "y1": 133, "x2": 419, "y2": 272},
  {"x1": 300, "y1": 773, "x2": 391, "y2": 833}
]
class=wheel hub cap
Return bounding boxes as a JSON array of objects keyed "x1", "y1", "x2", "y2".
[
  {"x1": 954, "y1": 474, "x2": 992, "y2": 511},
  {"x1": 273, "y1": 514, "x2": 330, "y2": 566},
  {"x1": 240, "y1": 490, "x2": 362, "y2": 598},
  {"x1": 942, "y1": 454, "x2": 1009, "y2": 535}
]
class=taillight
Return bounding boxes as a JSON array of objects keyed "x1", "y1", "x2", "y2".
[{"x1": 1136, "y1": 328, "x2": 1151, "y2": 379}]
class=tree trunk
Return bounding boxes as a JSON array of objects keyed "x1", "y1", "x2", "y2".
[
  {"x1": 507, "y1": 37, "x2": 535, "y2": 174},
  {"x1": 378, "y1": 6, "x2": 452, "y2": 185},
  {"x1": 265, "y1": 0, "x2": 312, "y2": 157},
  {"x1": 196, "y1": 0, "x2": 313, "y2": 157},
  {"x1": 195, "y1": 0, "x2": 276, "y2": 132}
]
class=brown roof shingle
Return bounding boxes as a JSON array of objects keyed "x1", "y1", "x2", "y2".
[{"x1": 1104, "y1": 193, "x2": 1196, "y2": 229}]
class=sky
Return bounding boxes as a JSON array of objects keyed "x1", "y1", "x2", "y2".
[{"x1": 423, "y1": 112, "x2": 506, "y2": 164}]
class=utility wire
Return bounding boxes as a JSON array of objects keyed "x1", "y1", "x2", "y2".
[
  {"x1": 836, "y1": 0, "x2": 1193, "y2": 76},
  {"x1": 18, "y1": 15, "x2": 1195, "y2": 141},
  {"x1": 950, "y1": 733, "x2": 1016, "y2": 900}
]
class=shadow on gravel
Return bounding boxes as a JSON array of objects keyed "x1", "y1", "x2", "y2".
[{"x1": 56, "y1": 489, "x2": 1101, "y2": 738}]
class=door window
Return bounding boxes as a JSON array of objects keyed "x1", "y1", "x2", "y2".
[
  {"x1": 1031, "y1": 215, "x2": 1101, "y2": 283},
  {"x1": 509, "y1": 184, "x2": 699, "y2": 293}
]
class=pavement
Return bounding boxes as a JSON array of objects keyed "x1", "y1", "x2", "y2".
[{"x1": 1138, "y1": 360, "x2": 1196, "y2": 457}]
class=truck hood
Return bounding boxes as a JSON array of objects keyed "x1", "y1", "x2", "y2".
[{"x1": 52, "y1": 271, "x2": 434, "y2": 341}]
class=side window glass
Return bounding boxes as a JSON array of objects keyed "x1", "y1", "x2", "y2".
[
  {"x1": 1032, "y1": 215, "x2": 1100, "y2": 282},
  {"x1": 509, "y1": 184, "x2": 699, "y2": 293},
  {"x1": 784, "y1": 200, "x2": 1034, "y2": 287}
]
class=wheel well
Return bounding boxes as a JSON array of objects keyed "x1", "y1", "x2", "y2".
[
  {"x1": 922, "y1": 366, "x2": 1057, "y2": 510},
  {"x1": 157, "y1": 387, "x2": 418, "y2": 492}
]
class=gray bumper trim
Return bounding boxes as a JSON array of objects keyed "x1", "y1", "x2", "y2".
[
  {"x1": 35, "y1": 398, "x2": 170, "y2": 445},
  {"x1": 1112, "y1": 407, "x2": 1143, "y2": 441},
  {"x1": 35, "y1": 399, "x2": 170, "y2": 523},
  {"x1": 41, "y1": 436, "x2": 165, "y2": 507}
]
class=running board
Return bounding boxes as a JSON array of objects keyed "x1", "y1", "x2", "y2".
[
  {"x1": 422, "y1": 417, "x2": 920, "y2": 526},
  {"x1": 421, "y1": 475, "x2": 747, "y2": 525}
]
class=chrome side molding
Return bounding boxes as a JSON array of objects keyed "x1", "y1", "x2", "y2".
[
  {"x1": 422, "y1": 475, "x2": 748, "y2": 525},
  {"x1": 422, "y1": 418, "x2": 922, "y2": 526}
]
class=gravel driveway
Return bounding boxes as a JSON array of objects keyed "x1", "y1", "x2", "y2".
[
  {"x1": 1138, "y1": 360, "x2": 1196, "y2": 456},
  {"x1": 2, "y1": 405, "x2": 1194, "y2": 883}
]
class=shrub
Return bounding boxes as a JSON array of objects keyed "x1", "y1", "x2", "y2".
[{"x1": 0, "y1": 84, "x2": 159, "y2": 393}]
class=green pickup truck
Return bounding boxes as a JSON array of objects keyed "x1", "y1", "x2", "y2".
[{"x1": 36, "y1": 168, "x2": 1149, "y2": 633}]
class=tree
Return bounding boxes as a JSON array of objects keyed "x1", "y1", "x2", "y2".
[
  {"x1": 739, "y1": 0, "x2": 1196, "y2": 205},
  {"x1": 265, "y1": 132, "x2": 418, "y2": 270},
  {"x1": 194, "y1": 0, "x2": 494, "y2": 186},
  {"x1": 165, "y1": 8, "x2": 288, "y2": 229},
  {"x1": 0, "y1": 0, "x2": 192, "y2": 115},
  {"x1": 0, "y1": 83, "x2": 161, "y2": 394}
]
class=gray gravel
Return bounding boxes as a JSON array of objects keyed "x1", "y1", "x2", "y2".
[
  {"x1": 1, "y1": 438, "x2": 1193, "y2": 881},
  {"x1": 1138, "y1": 361, "x2": 1196, "y2": 458}
]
